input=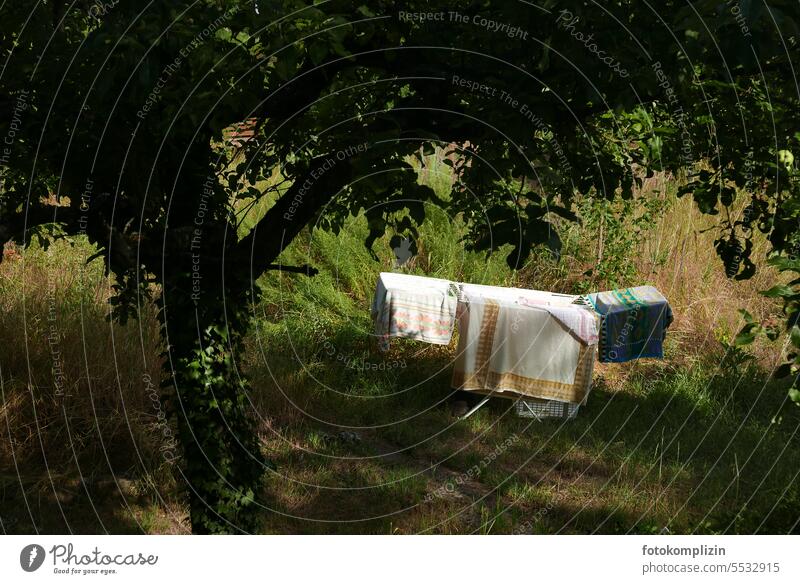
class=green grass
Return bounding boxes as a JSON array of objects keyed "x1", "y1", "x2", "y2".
[
  {"x1": 1, "y1": 155, "x2": 799, "y2": 534},
  {"x1": 242, "y1": 185, "x2": 800, "y2": 534}
]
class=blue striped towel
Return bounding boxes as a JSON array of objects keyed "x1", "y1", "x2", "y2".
[{"x1": 585, "y1": 286, "x2": 673, "y2": 363}]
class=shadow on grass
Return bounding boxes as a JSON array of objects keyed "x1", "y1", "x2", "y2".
[
  {"x1": 0, "y1": 472, "x2": 178, "y2": 534},
  {"x1": 250, "y1": 338, "x2": 800, "y2": 534}
]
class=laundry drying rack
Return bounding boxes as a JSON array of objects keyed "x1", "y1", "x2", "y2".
[{"x1": 371, "y1": 273, "x2": 671, "y2": 421}]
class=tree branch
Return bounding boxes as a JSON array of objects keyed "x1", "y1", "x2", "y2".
[
  {"x1": 264, "y1": 263, "x2": 319, "y2": 276},
  {"x1": 234, "y1": 154, "x2": 353, "y2": 278}
]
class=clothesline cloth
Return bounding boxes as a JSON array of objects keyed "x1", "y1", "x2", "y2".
[
  {"x1": 371, "y1": 272, "x2": 459, "y2": 347},
  {"x1": 459, "y1": 283, "x2": 599, "y2": 345},
  {"x1": 585, "y1": 285, "x2": 673, "y2": 363},
  {"x1": 451, "y1": 287, "x2": 596, "y2": 404}
]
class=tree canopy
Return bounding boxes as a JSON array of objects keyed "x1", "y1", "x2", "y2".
[{"x1": 1, "y1": 0, "x2": 798, "y2": 533}]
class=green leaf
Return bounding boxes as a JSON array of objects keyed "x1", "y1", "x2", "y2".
[
  {"x1": 735, "y1": 320, "x2": 761, "y2": 346},
  {"x1": 791, "y1": 325, "x2": 800, "y2": 349},
  {"x1": 762, "y1": 284, "x2": 795, "y2": 298},
  {"x1": 768, "y1": 256, "x2": 800, "y2": 272},
  {"x1": 734, "y1": 331, "x2": 757, "y2": 346},
  {"x1": 738, "y1": 308, "x2": 755, "y2": 324}
]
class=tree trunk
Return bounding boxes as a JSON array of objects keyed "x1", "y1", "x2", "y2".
[
  {"x1": 157, "y1": 154, "x2": 352, "y2": 533},
  {"x1": 159, "y1": 225, "x2": 267, "y2": 534}
]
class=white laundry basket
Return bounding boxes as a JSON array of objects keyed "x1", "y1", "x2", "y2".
[{"x1": 514, "y1": 397, "x2": 580, "y2": 420}]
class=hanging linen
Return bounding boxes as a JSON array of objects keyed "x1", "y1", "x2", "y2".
[
  {"x1": 371, "y1": 272, "x2": 458, "y2": 349},
  {"x1": 452, "y1": 288, "x2": 596, "y2": 404},
  {"x1": 585, "y1": 285, "x2": 673, "y2": 363}
]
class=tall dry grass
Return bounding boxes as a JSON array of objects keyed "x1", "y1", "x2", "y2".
[
  {"x1": 514, "y1": 173, "x2": 784, "y2": 373},
  {"x1": 1, "y1": 176, "x2": 784, "y2": 481},
  {"x1": 639, "y1": 187, "x2": 781, "y2": 367},
  {"x1": 0, "y1": 167, "x2": 792, "y2": 533},
  {"x1": 0, "y1": 239, "x2": 167, "y2": 490}
]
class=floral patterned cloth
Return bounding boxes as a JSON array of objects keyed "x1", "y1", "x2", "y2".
[{"x1": 371, "y1": 272, "x2": 458, "y2": 350}]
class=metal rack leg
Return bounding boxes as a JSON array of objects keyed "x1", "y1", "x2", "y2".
[{"x1": 460, "y1": 396, "x2": 492, "y2": 420}]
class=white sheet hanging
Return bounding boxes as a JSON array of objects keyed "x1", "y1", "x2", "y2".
[
  {"x1": 452, "y1": 286, "x2": 597, "y2": 404},
  {"x1": 371, "y1": 272, "x2": 458, "y2": 348}
]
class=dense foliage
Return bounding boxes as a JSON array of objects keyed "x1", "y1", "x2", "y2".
[{"x1": 1, "y1": 0, "x2": 798, "y2": 532}]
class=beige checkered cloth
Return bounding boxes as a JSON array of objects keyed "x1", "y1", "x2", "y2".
[{"x1": 452, "y1": 290, "x2": 597, "y2": 404}]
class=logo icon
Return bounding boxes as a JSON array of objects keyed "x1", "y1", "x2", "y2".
[{"x1": 20, "y1": 544, "x2": 46, "y2": 572}]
